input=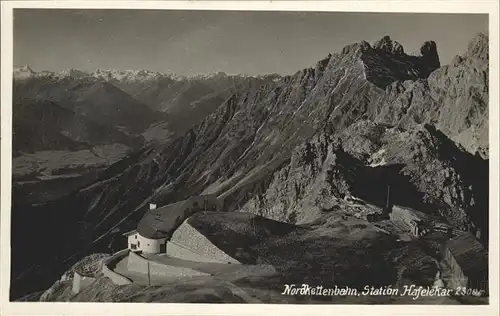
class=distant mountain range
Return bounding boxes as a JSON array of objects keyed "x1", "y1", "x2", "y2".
[
  {"x1": 11, "y1": 33, "x2": 489, "y2": 302},
  {"x1": 13, "y1": 65, "x2": 280, "y2": 146},
  {"x1": 12, "y1": 64, "x2": 278, "y2": 202},
  {"x1": 14, "y1": 66, "x2": 281, "y2": 112}
]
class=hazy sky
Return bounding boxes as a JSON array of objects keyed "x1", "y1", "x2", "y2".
[{"x1": 14, "y1": 10, "x2": 488, "y2": 76}]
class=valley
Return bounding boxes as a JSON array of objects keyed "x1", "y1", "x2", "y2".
[{"x1": 11, "y1": 33, "x2": 489, "y2": 304}]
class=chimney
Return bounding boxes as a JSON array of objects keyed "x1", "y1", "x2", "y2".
[{"x1": 149, "y1": 203, "x2": 157, "y2": 210}]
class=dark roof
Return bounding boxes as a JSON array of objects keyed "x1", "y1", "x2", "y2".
[
  {"x1": 447, "y1": 233, "x2": 488, "y2": 279},
  {"x1": 137, "y1": 195, "x2": 217, "y2": 239},
  {"x1": 137, "y1": 194, "x2": 217, "y2": 239},
  {"x1": 122, "y1": 229, "x2": 137, "y2": 236}
]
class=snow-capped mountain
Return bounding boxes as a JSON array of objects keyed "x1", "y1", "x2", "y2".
[
  {"x1": 14, "y1": 66, "x2": 280, "y2": 83},
  {"x1": 10, "y1": 34, "x2": 489, "y2": 305},
  {"x1": 13, "y1": 65, "x2": 35, "y2": 79}
]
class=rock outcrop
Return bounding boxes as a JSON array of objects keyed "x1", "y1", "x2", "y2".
[
  {"x1": 361, "y1": 36, "x2": 441, "y2": 89},
  {"x1": 429, "y1": 33, "x2": 489, "y2": 157},
  {"x1": 11, "y1": 34, "x2": 489, "y2": 300},
  {"x1": 240, "y1": 122, "x2": 487, "y2": 233}
]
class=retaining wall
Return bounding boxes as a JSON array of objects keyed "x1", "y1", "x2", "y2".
[
  {"x1": 127, "y1": 251, "x2": 210, "y2": 278},
  {"x1": 170, "y1": 219, "x2": 241, "y2": 264},
  {"x1": 101, "y1": 249, "x2": 133, "y2": 285},
  {"x1": 165, "y1": 241, "x2": 226, "y2": 263},
  {"x1": 72, "y1": 271, "x2": 96, "y2": 294}
]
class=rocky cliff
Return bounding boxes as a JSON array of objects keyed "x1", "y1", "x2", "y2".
[
  {"x1": 430, "y1": 33, "x2": 489, "y2": 157},
  {"x1": 240, "y1": 122, "x2": 487, "y2": 234},
  {"x1": 11, "y1": 34, "x2": 489, "y2": 300}
]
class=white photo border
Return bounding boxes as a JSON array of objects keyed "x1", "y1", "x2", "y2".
[{"x1": 1, "y1": 1, "x2": 498, "y2": 316}]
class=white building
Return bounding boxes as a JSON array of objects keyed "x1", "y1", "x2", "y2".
[{"x1": 124, "y1": 194, "x2": 218, "y2": 254}]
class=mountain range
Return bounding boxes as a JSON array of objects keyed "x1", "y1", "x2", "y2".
[
  {"x1": 12, "y1": 64, "x2": 277, "y2": 204},
  {"x1": 11, "y1": 33, "x2": 489, "y2": 302}
]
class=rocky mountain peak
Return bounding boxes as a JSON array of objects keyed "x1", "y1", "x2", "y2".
[
  {"x1": 340, "y1": 40, "x2": 372, "y2": 56},
  {"x1": 373, "y1": 35, "x2": 405, "y2": 55},
  {"x1": 18, "y1": 64, "x2": 33, "y2": 72},
  {"x1": 467, "y1": 32, "x2": 489, "y2": 60},
  {"x1": 59, "y1": 68, "x2": 89, "y2": 79},
  {"x1": 419, "y1": 40, "x2": 441, "y2": 70},
  {"x1": 11, "y1": 33, "x2": 489, "y2": 302},
  {"x1": 357, "y1": 36, "x2": 441, "y2": 89},
  {"x1": 13, "y1": 65, "x2": 35, "y2": 79}
]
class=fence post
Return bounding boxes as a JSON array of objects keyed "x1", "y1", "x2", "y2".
[{"x1": 147, "y1": 261, "x2": 151, "y2": 286}]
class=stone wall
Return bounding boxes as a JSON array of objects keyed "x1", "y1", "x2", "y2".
[
  {"x1": 165, "y1": 241, "x2": 226, "y2": 263},
  {"x1": 127, "y1": 251, "x2": 209, "y2": 278},
  {"x1": 101, "y1": 249, "x2": 133, "y2": 286},
  {"x1": 71, "y1": 271, "x2": 96, "y2": 294},
  {"x1": 170, "y1": 219, "x2": 240, "y2": 264},
  {"x1": 443, "y1": 247, "x2": 468, "y2": 289}
]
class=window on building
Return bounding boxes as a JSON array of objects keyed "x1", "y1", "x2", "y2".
[
  {"x1": 138, "y1": 241, "x2": 140, "y2": 247},
  {"x1": 131, "y1": 244, "x2": 137, "y2": 250},
  {"x1": 135, "y1": 235, "x2": 137, "y2": 239}
]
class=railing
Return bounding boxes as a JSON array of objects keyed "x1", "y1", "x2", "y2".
[
  {"x1": 101, "y1": 249, "x2": 133, "y2": 285},
  {"x1": 127, "y1": 251, "x2": 210, "y2": 284}
]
